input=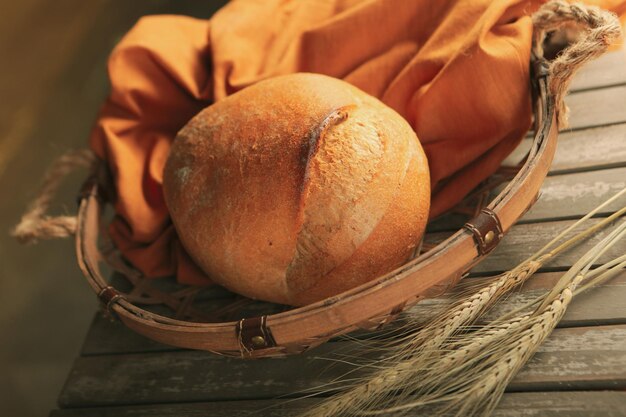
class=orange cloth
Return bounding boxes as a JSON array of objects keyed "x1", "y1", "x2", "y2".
[{"x1": 89, "y1": 0, "x2": 625, "y2": 285}]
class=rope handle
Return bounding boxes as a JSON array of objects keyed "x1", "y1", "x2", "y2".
[
  {"x1": 11, "y1": 149, "x2": 97, "y2": 244},
  {"x1": 532, "y1": 0, "x2": 621, "y2": 128}
]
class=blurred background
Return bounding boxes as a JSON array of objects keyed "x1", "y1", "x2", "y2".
[{"x1": 0, "y1": 1, "x2": 225, "y2": 415}]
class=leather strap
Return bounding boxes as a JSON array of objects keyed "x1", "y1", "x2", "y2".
[
  {"x1": 464, "y1": 208, "x2": 504, "y2": 255},
  {"x1": 237, "y1": 316, "x2": 277, "y2": 357},
  {"x1": 98, "y1": 286, "x2": 124, "y2": 317}
]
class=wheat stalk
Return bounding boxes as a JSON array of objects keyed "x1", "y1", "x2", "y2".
[
  {"x1": 351, "y1": 216, "x2": 624, "y2": 417},
  {"x1": 302, "y1": 196, "x2": 625, "y2": 413},
  {"x1": 297, "y1": 258, "x2": 546, "y2": 417},
  {"x1": 368, "y1": 293, "x2": 573, "y2": 417},
  {"x1": 300, "y1": 213, "x2": 625, "y2": 417}
]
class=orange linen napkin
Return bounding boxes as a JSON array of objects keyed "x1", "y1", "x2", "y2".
[{"x1": 89, "y1": 0, "x2": 625, "y2": 286}]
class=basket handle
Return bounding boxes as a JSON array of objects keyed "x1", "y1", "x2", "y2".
[
  {"x1": 532, "y1": 0, "x2": 621, "y2": 129},
  {"x1": 11, "y1": 149, "x2": 97, "y2": 243}
]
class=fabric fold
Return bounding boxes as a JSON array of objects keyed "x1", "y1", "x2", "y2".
[{"x1": 89, "y1": 0, "x2": 626, "y2": 286}]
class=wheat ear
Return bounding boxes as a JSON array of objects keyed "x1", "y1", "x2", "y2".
[{"x1": 359, "y1": 217, "x2": 624, "y2": 417}]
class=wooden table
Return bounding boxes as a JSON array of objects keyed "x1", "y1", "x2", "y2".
[{"x1": 49, "y1": 48, "x2": 626, "y2": 416}]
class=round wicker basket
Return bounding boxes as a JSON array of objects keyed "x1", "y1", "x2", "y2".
[
  {"x1": 74, "y1": 53, "x2": 558, "y2": 358},
  {"x1": 4, "y1": 1, "x2": 613, "y2": 364}
]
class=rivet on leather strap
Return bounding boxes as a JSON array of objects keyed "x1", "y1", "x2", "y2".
[
  {"x1": 237, "y1": 316, "x2": 277, "y2": 357},
  {"x1": 463, "y1": 208, "x2": 504, "y2": 256}
]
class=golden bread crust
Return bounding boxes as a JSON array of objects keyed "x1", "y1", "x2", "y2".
[{"x1": 163, "y1": 73, "x2": 430, "y2": 305}]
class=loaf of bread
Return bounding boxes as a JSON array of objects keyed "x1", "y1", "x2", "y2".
[{"x1": 163, "y1": 73, "x2": 430, "y2": 306}]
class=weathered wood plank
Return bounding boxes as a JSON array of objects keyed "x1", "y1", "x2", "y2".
[
  {"x1": 81, "y1": 270, "x2": 626, "y2": 356},
  {"x1": 428, "y1": 217, "x2": 626, "y2": 274},
  {"x1": 516, "y1": 82, "x2": 626, "y2": 137},
  {"x1": 49, "y1": 391, "x2": 626, "y2": 417},
  {"x1": 512, "y1": 326, "x2": 626, "y2": 390},
  {"x1": 570, "y1": 49, "x2": 626, "y2": 92},
  {"x1": 508, "y1": 122, "x2": 626, "y2": 175},
  {"x1": 518, "y1": 167, "x2": 626, "y2": 222},
  {"x1": 60, "y1": 324, "x2": 626, "y2": 407},
  {"x1": 566, "y1": 85, "x2": 626, "y2": 131},
  {"x1": 519, "y1": 84, "x2": 626, "y2": 138},
  {"x1": 551, "y1": 123, "x2": 626, "y2": 174},
  {"x1": 410, "y1": 269, "x2": 626, "y2": 328},
  {"x1": 518, "y1": 84, "x2": 626, "y2": 135},
  {"x1": 428, "y1": 165, "x2": 626, "y2": 231}
]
